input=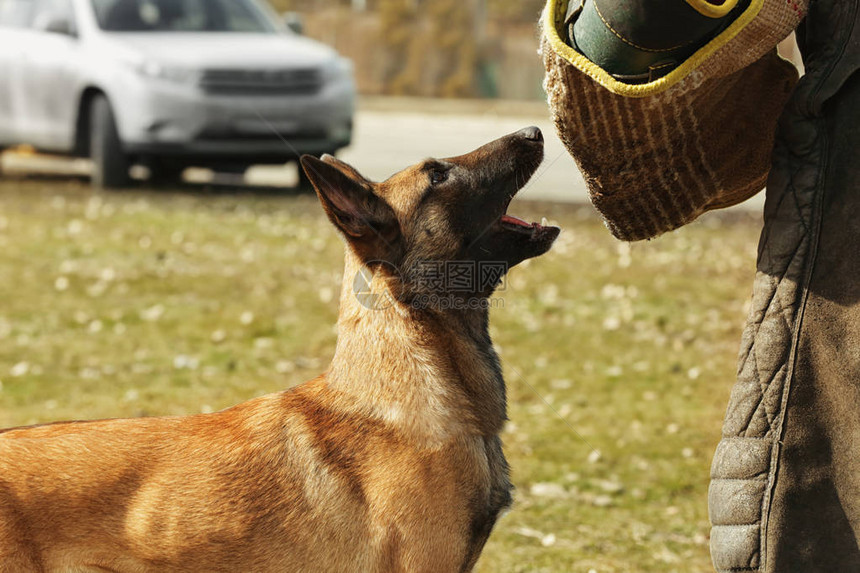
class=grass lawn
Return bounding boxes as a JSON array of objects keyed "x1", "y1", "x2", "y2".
[{"x1": 0, "y1": 176, "x2": 762, "y2": 572}]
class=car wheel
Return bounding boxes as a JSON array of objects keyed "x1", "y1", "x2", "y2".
[
  {"x1": 297, "y1": 161, "x2": 312, "y2": 189},
  {"x1": 217, "y1": 164, "x2": 250, "y2": 175},
  {"x1": 148, "y1": 159, "x2": 186, "y2": 187},
  {"x1": 90, "y1": 95, "x2": 131, "y2": 189}
]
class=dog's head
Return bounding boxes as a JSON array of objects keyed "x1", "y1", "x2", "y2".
[{"x1": 302, "y1": 127, "x2": 559, "y2": 303}]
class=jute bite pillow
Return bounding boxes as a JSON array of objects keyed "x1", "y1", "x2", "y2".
[{"x1": 541, "y1": 0, "x2": 808, "y2": 241}]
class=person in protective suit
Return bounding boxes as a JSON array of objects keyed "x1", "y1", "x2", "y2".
[{"x1": 543, "y1": 1, "x2": 860, "y2": 571}]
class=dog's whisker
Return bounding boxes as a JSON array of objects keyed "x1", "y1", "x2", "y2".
[
  {"x1": 520, "y1": 148, "x2": 567, "y2": 193},
  {"x1": 466, "y1": 144, "x2": 570, "y2": 252}
]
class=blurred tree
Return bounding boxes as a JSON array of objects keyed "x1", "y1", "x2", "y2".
[
  {"x1": 425, "y1": 0, "x2": 479, "y2": 98},
  {"x1": 380, "y1": 0, "x2": 484, "y2": 97},
  {"x1": 269, "y1": 0, "x2": 353, "y2": 12},
  {"x1": 271, "y1": 0, "x2": 544, "y2": 22},
  {"x1": 271, "y1": 0, "x2": 543, "y2": 98},
  {"x1": 378, "y1": 0, "x2": 421, "y2": 95},
  {"x1": 486, "y1": 0, "x2": 544, "y2": 22}
]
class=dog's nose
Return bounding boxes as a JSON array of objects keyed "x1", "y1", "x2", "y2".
[{"x1": 517, "y1": 126, "x2": 543, "y2": 142}]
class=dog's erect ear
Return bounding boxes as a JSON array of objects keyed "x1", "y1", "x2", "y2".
[
  {"x1": 320, "y1": 154, "x2": 370, "y2": 186},
  {"x1": 300, "y1": 155, "x2": 400, "y2": 252}
]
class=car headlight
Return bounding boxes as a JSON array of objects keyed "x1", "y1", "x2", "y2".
[
  {"x1": 133, "y1": 60, "x2": 199, "y2": 83},
  {"x1": 322, "y1": 57, "x2": 354, "y2": 82}
]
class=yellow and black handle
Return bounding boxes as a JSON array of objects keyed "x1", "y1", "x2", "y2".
[{"x1": 565, "y1": 0, "x2": 748, "y2": 83}]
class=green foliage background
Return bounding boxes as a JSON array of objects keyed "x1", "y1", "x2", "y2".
[{"x1": 269, "y1": 0, "x2": 548, "y2": 98}]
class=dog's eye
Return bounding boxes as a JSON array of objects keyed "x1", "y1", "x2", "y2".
[{"x1": 430, "y1": 169, "x2": 448, "y2": 185}]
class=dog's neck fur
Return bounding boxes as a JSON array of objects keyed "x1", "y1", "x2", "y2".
[{"x1": 325, "y1": 251, "x2": 506, "y2": 444}]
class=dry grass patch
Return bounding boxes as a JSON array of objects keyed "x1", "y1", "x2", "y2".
[{"x1": 0, "y1": 177, "x2": 761, "y2": 572}]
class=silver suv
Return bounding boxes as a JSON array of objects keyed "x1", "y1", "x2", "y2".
[{"x1": 0, "y1": 0, "x2": 355, "y2": 187}]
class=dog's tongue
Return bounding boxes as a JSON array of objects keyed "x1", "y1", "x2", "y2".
[{"x1": 501, "y1": 214, "x2": 533, "y2": 228}]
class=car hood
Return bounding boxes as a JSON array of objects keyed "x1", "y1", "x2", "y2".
[{"x1": 103, "y1": 33, "x2": 338, "y2": 69}]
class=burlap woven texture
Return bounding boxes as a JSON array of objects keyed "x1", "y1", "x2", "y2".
[{"x1": 541, "y1": 0, "x2": 808, "y2": 241}]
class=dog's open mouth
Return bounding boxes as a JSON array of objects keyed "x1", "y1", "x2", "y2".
[
  {"x1": 498, "y1": 208, "x2": 560, "y2": 241},
  {"x1": 485, "y1": 126, "x2": 560, "y2": 245},
  {"x1": 500, "y1": 214, "x2": 550, "y2": 234}
]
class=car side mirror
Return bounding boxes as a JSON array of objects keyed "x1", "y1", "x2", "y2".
[
  {"x1": 42, "y1": 15, "x2": 76, "y2": 36},
  {"x1": 283, "y1": 12, "x2": 303, "y2": 35}
]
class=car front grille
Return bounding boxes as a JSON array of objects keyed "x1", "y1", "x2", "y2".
[
  {"x1": 194, "y1": 127, "x2": 329, "y2": 142},
  {"x1": 199, "y1": 68, "x2": 323, "y2": 95}
]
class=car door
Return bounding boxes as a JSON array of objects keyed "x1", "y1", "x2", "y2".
[
  {"x1": 15, "y1": 0, "x2": 82, "y2": 151},
  {"x1": 0, "y1": 0, "x2": 35, "y2": 146}
]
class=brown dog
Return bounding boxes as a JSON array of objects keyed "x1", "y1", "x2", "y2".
[{"x1": 0, "y1": 127, "x2": 559, "y2": 573}]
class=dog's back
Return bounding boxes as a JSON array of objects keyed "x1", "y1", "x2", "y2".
[{"x1": 0, "y1": 378, "x2": 500, "y2": 572}]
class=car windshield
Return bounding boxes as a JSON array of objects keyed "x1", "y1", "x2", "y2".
[{"x1": 92, "y1": 0, "x2": 277, "y2": 32}]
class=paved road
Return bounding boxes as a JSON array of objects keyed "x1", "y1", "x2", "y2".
[
  {"x1": 260, "y1": 105, "x2": 764, "y2": 211},
  {"x1": 236, "y1": 106, "x2": 591, "y2": 203},
  {"x1": 0, "y1": 102, "x2": 765, "y2": 211},
  {"x1": 339, "y1": 109, "x2": 587, "y2": 203}
]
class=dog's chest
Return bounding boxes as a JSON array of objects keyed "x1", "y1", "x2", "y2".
[
  {"x1": 452, "y1": 435, "x2": 511, "y2": 571},
  {"x1": 471, "y1": 435, "x2": 512, "y2": 529}
]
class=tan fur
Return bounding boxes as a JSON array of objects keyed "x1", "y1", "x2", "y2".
[{"x1": 0, "y1": 128, "x2": 556, "y2": 573}]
